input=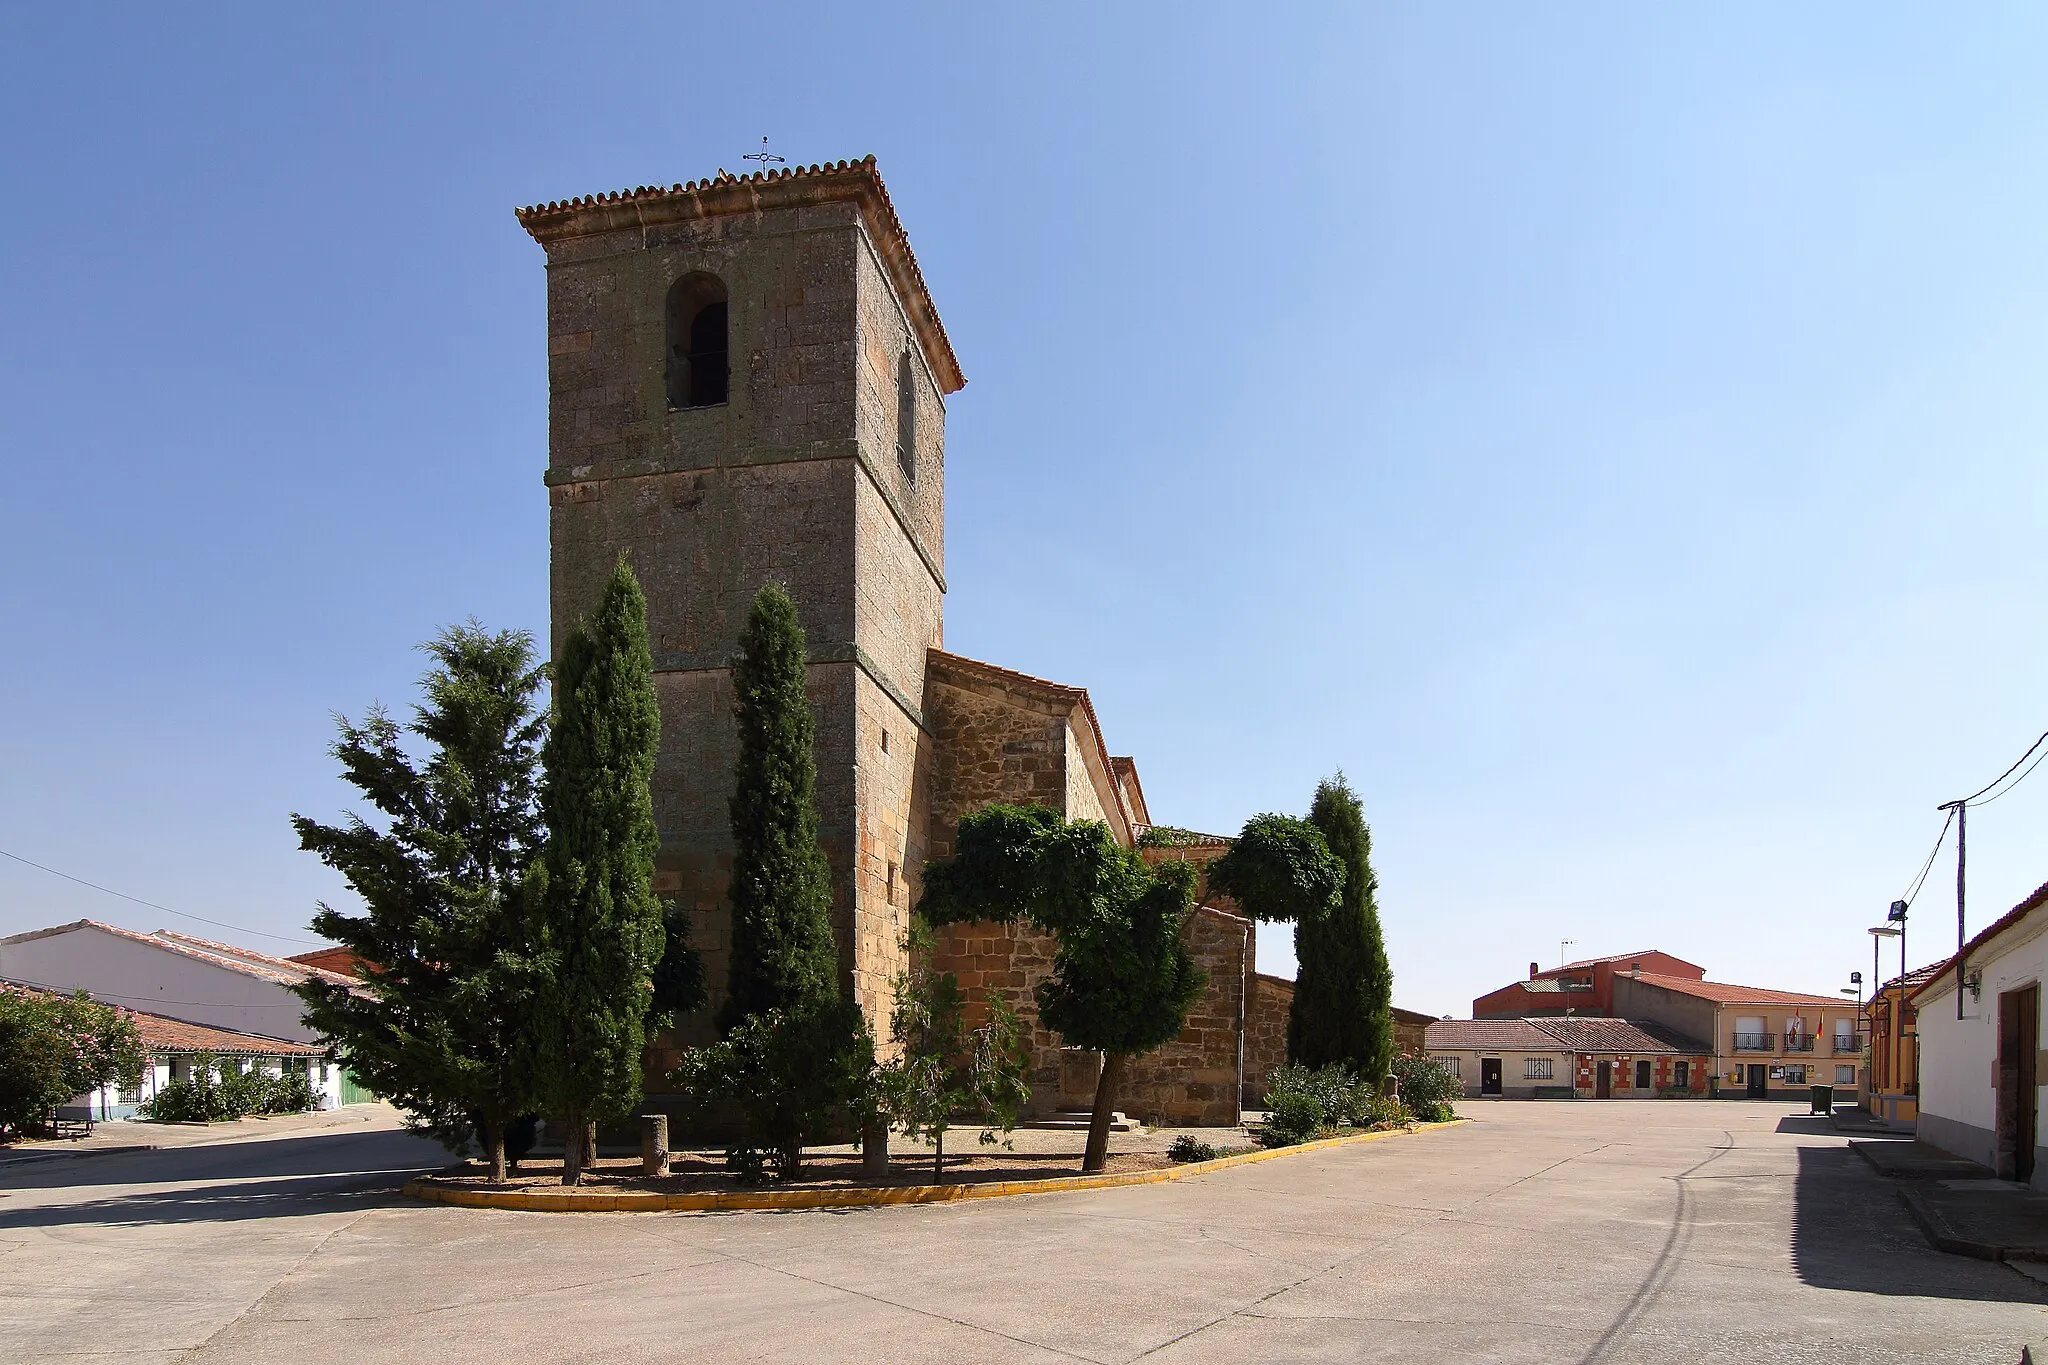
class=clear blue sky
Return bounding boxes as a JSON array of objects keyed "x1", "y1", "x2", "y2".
[{"x1": 4, "y1": 5, "x2": 2045, "y2": 1017}]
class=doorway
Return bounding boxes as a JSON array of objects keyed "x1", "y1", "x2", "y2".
[
  {"x1": 1480, "y1": 1058, "x2": 1503, "y2": 1096},
  {"x1": 1595, "y1": 1061, "x2": 1612, "y2": 1099},
  {"x1": 1998, "y1": 985, "x2": 2040, "y2": 1184},
  {"x1": 1746, "y1": 1064, "x2": 1768, "y2": 1099}
]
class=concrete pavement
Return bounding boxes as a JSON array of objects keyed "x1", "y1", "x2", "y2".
[{"x1": 1, "y1": 1099, "x2": 2041, "y2": 1363}]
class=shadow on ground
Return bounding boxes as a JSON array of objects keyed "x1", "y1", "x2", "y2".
[
  {"x1": 0, "y1": 1127, "x2": 444, "y2": 1193},
  {"x1": 1791, "y1": 1144, "x2": 2044, "y2": 1303}
]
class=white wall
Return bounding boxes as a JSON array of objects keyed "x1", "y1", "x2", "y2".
[
  {"x1": 0, "y1": 925, "x2": 319, "y2": 1042},
  {"x1": 1917, "y1": 909, "x2": 2048, "y2": 1175}
]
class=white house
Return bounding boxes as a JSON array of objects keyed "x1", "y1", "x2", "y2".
[
  {"x1": 0, "y1": 919, "x2": 370, "y2": 1111},
  {"x1": 1913, "y1": 878, "x2": 2048, "y2": 1189}
]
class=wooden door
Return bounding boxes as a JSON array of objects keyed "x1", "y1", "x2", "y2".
[
  {"x1": 1480, "y1": 1058, "x2": 1503, "y2": 1096},
  {"x1": 1595, "y1": 1061, "x2": 1611, "y2": 1099},
  {"x1": 1999, "y1": 986, "x2": 2040, "y2": 1183},
  {"x1": 1746, "y1": 1064, "x2": 1768, "y2": 1099}
]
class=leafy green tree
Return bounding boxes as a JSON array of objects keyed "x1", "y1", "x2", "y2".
[
  {"x1": 525, "y1": 558, "x2": 671, "y2": 1185},
  {"x1": 719, "y1": 582, "x2": 840, "y2": 1030},
  {"x1": 1304, "y1": 775, "x2": 1395, "y2": 1081},
  {"x1": 1203, "y1": 814, "x2": 1344, "y2": 930},
  {"x1": 670, "y1": 1002, "x2": 873, "y2": 1182},
  {"x1": 292, "y1": 623, "x2": 546, "y2": 1181},
  {"x1": 874, "y1": 921, "x2": 1032, "y2": 1182},
  {"x1": 0, "y1": 987, "x2": 142, "y2": 1139},
  {"x1": 918, "y1": 803, "x2": 1206, "y2": 1174}
]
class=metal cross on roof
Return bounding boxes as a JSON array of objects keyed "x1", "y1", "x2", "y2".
[{"x1": 742, "y1": 136, "x2": 786, "y2": 170}]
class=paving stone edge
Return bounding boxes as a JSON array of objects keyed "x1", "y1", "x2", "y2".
[{"x1": 402, "y1": 1117, "x2": 1472, "y2": 1214}]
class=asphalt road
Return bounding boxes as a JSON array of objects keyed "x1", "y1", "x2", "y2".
[{"x1": 1, "y1": 1100, "x2": 2040, "y2": 1363}]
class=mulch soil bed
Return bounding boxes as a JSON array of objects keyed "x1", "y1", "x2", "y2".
[{"x1": 422, "y1": 1147, "x2": 1256, "y2": 1195}]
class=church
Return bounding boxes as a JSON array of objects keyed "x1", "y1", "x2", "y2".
[{"x1": 515, "y1": 158, "x2": 1405, "y2": 1125}]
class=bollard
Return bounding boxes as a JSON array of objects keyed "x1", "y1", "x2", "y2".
[
  {"x1": 640, "y1": 1113, "x2": 670, "y2": 1177},
  {"x1": 862, "y1": 1112, "x2": 889, "y2": 1177}
]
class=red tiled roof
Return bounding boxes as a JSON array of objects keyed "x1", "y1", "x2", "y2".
[
  {"x1": 1425, "y1": 1020, "x2": 1569, "y2": 1052},
  {"x1": 1909, "y1": 876, "x2": 2048, "y2": 1006},
  {"x1": 1559, "y1": 949, "x2": 1664, "y2": 971},
  {"x1": 1625, "y1": 972, "x2": 1847, "y2": 1008},
  {"x1": 515, "y1": 156, "x2": 964, "y2": 396},
  {"x1": 128, "y1": 1010, "x2": 325, "y2": 1057},
  {"x1": 1531, "y1": 1017, "x2": 1712, "y2": 1055}
]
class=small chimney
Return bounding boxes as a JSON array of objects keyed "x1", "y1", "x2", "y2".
[{"x1": 1530, "y1": 961, "x2": 1540, "y2": 980}]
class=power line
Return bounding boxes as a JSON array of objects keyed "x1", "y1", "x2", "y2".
[
  {"x1": 1948, "y1": 728, "x2": 2048, "y2": 809},
  {"x1": 1965, "y1": 740, "x2": 2048, "y2": 809},
  {"x1": 1898, "y1": 806, "x2": 1955, "y2": 908},
  {"x1": 0, "y1": 848, "x2": 323, "y2": 948}
]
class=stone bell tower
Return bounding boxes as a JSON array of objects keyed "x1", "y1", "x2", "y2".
[{"x1": 516, "y1": 157, "x2": 965, "y2": 1043}]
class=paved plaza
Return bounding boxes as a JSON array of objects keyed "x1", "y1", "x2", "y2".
[{"x1": 2, "y1": 1100, "x2": 2041, "y2": 1363}]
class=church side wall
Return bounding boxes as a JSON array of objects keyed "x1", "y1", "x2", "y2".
[
  {"x1": 923, "y1": 674, "x2": 1072, "y2": 1107},
  {"x1": 1120, "y1": 906, "x2": 1249, "y2": 1127},
  {"x1": 1244, "y1": 974, "x2": 1294, "y2": 1106}
]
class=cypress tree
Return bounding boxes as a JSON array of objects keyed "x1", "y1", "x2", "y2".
[
  {"x1": 719, "y1": 582, "x2": 840, "y2": 1030},
  {"x1": 1299, "y1": 774, "x2": 1395, "y2": 1081},
  {"x1": 526, "y1": 558, "x2": 668, "y2": 1185}
]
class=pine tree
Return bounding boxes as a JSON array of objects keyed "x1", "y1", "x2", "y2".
[
  {"x1": 919, "y1": 804, "x2": 1206, "y2": 1174},
  {"x1": 526, "y1": 558, "x2": 669, "y2": 1185},
  {"x1": 292, "y1": 624, "x2": 546, "y2": 1181},
  {"x1": 719, "y1": 582, "x2": 840, "y2": 1030},
  {"x1": 1301, "y1": 775, "x2": 1395, "y2": 1081}
]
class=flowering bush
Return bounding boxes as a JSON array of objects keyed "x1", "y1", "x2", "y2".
[{"x1": 0, "y1": 986, "x2": 143, "y2": 1140}]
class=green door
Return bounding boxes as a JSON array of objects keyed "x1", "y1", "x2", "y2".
[{"x1": 338, "y1": 1068, "x2": 374, "y2": 1106}]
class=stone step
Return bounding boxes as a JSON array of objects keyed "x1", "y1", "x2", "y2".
[{"x1": 1022, "y1": 1109, "x2": 1138, "y2": 1133}]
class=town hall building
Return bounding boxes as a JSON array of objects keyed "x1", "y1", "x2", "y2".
[{"x1": 516, "y1": 157, "x2": 1349, "y2": 1126}]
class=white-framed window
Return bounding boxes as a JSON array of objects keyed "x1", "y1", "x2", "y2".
[
  {"x1": 1835, "y1": 1065, "x2": 1856, "y2": 1085},
  {"x1": 1783, "y1": 1065, "x2": 1806, "y2": 1085},
  {"x1": 1524, "y1": 1057, "x2": 1553, "y2": 1080},
  {"x1": 1432, "y1": 1055, "x2": 1460, "y2": 1077}
]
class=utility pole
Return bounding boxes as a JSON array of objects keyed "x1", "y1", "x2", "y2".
[{"x1": 1955, "y1": 801, "x2": 1967, "y2": 1021}]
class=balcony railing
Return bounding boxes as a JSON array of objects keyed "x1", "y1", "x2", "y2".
[
  {"x1": 1783, "y1": 1035, "x2": 1815, "y2": 1052},
  {"x1": 1733, "y1": 1033, "x2": 1774, "y2": 1051},
  {"x1": 1829, "y1": 1033, "x2": 1865, "y2": 1053}
]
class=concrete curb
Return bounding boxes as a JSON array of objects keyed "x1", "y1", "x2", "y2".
[
  {"x1": 403, "y1": 1117, "x2": 1472, "y2": 1214},
  {"x1": 1898, "y1": 1186, "x2": 2003, "y2": 1261}
]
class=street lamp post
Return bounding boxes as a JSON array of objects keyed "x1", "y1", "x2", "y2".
[
  {"x1": 1841, "y1": 973, "x2": 1863, "y2": 1109},
  {"x1": 1870, "y1": 925, "x2": 1902, "y2": 1115}
]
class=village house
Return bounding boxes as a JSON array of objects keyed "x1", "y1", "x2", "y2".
[
  {"x1": 1426, "y1": 1017, "x2": 1712, "y2": 1099},
  {"x1": 1912, "y1": 877, "x2": 2048, "y2": 1189},
  {"x1": 517, "y1": 158, "x2": 1416, "y2": 1128},
  {"x1": 7, "y1": 984, "x2": 338, "y2": 1122},
  {"x1": 0, "y1": 920, "x2": 369, "y2": 1111},
  {"x1": 1611, "y1": 971, "x2": 1863, "y2": 1100},
  {"x1": 1472, "y1": 949, "x2": 1706, "y2": 1019},
  {"x1": 1867, "y1": 964, "x2": 1935, "y2": 1126}
]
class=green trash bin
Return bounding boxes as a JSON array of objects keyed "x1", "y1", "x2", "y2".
[{"x1": 1810, "y1": 1083, "x2": 1834, "y2": 1115}]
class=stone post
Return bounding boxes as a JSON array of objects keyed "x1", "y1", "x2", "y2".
[
  {"x1": 862, "y1": 1112, "x2": 889, "y2": 1177},
  {"x1": 640, "y1": 1113, "x2": 670, "y2": 1177}
]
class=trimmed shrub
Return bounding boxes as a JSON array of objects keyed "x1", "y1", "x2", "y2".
[
  {"x1": 1391, "y1": 1053, "x2": 1460, "y2": 1122},
  {"x1": 1168, "y1": 1134, "x2": 1219, "y2": 1163}
]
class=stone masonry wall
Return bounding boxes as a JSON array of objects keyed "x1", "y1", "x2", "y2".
[
  {"x1": 922, "y1": 669, "x2": 1073, "y2": 1107},
  {"x1": 1119, "y1": 905, "x2": 1250, "y2": 1127},
  {"x1": 1243, "y1": 973, "x2": 1294, "y2": 1106}
]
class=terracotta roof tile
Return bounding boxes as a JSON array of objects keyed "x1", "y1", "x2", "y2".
[
  {"x1": 0, "y1": 981, "x2": 324, "y2": 1055},
  {"x1": 1909, "y1": 876, "x2": 2048, "y2": 1005},
  {"x1": 515, "y1": 156, "x2": 964, "y2": 395},
  {"x1": 1625, "y1": 972, "x2": 1848, "y2": 1008},
  {"x1": 1531, "y1": 1017, "x2": 1712, "y2": 1055},
  {"x1": 1425, "y1": 1020, "x2": 1569, "y2": 1052}
]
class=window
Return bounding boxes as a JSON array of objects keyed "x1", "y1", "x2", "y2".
[
  {"x1": 1635, "y1": 1060, "x2": 1652, "y2": 1089},
  {"x1": 1524, "y1": 1057, "x2": 1553, "y2": 1080},
  {"x1": 896, "y1": 350, "x2": 918, "y2": 482},
  {"x1": 1433, "y1": 1056, "x2": 1460, "y2": 1077},
  {"x1": 1674, "y1": 1061, "x2": 1690, "y2": 1088},
  {"x1": 1835, "y1": 1065, "x2": 1856, "y2": 1085},
  {"x1": 1783, "y1": 1065, "x2": 1806, "y2": 1085},
  {"x1": 664, "y1": 272, "x2": 729, "y2": 409}
]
